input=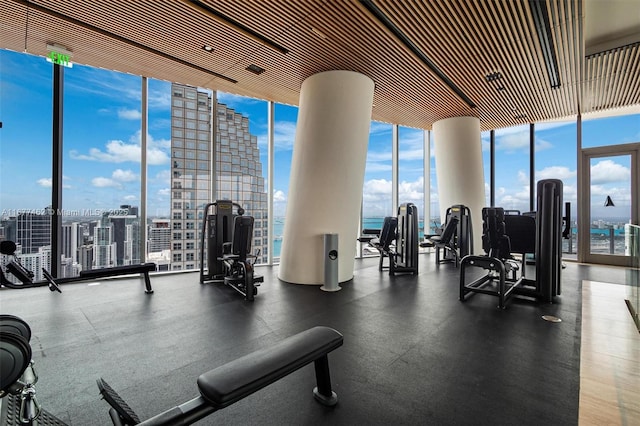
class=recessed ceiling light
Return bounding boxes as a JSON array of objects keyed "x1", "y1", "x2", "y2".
[
  {"x1": 202, "y1": 45, "x2": 214, "y2": 52},
  {"x1": 246, "y1": 64, "x2": 265, "y2": 75}
]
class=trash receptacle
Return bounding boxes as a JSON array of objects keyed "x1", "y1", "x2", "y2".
[{"x1": 321, "y1": 233, "x2": 340, "y2": 292}]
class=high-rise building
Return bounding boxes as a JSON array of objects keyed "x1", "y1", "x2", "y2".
[
  {"x1": 78, "y1": 245, "x2": 93, "y2": 272},
  {"x1": 61, "y1": 222, "x2": 80, "y2": 264},
  {"x1": 16, "y1": 207, "x2": 52, "y2": 254},
  {"x1": 148, "y1": 218, "x2": 171, "y2": 252},
  {"x1": 108, "y1": 205, "x2": 140, "y2": 266},
  {"x1": 170, "y1": 83, "x2": 267, "y2": 271},
  {"x1": 93, "y1": 224, "x2": 116, "y2": 268}
]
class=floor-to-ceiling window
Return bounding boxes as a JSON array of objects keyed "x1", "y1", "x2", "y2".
[
  {"x1": 398, "y1": 126, "x2": 425, "y2": 239},
  {"x1": 535, "y1": 120, "x2": 577, "y2": 258},
  {"x1": 145, "y1": 78, "x2": 172, "y2": 271},
  {"x1": 361, "y1": 121, "x2": 393, "y2": 255},
  {"x1": 428, "y1": 131, "x2": 440, "y2": 233},
  {"x1": 273, "y1": 103, "x2": 297, "y2": 263},
  {"x1": 63, "y1": 64, "x2": 142, "y2": 275},
  {"x1": 0, "y1": 50, "x2": 53, "y2": 282},
  {"x1": 580, "y1": 113, "x2": 640, "y2": 265},
  {"x1": 494, "y1": 124, "x2": 531, "y2": 213},
  {"x1": 214, "y1": 93, "x2": 268, "y2": 265},
  {"x1": 481, "y1": 130, "x2": 492, "y2": 207}
]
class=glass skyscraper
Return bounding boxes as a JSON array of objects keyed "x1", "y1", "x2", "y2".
[{"x1": 170, "y1": 83, "x2": 267, "y2": 271}]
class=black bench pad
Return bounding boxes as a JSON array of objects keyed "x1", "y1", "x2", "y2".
[
  {"x1": 79, "y1": 263, "x2": 156, "y2": 278},
  {"x1": 197, "y1": 326, "x2": 343, "y2": 409}
]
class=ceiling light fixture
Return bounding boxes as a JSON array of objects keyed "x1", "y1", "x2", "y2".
[
  {"x1": 202, "y1": 45, "x2": 214, "y2": 52},
  {"x1": 246, "y1": 64, "x2": 265, "y2": 75},
  {"x1": 485, "y1": 72, "x2": 505, "y2": 91},
  {"x1": 184, "y1": 0, "x2": 289, "y2": 54},
  {"x1": 360, "y1": 0, "x2": 476, "y2": 109},
  {"x1": 21, "y1": 0, "x2": 237, "y2": 83},
  {"x1": 529, "y1": 0, "x2": 561, "y2": 89}
]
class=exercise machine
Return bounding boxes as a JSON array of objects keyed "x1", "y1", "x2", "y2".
[
  {"x1": 425, "y1": 204, "x2": 473, "y2": 267},
  {"x1": 199, "y1": 200, "x2": 263, "y2": 301},
  {"x1": 459, "y1": 179, "x2": 564, "y2": 308},
  {"x1": 0, "y1": 240, "x2": 60, "y2": 292},
  {"x1": 358, "y1": 216, "x2": 398, "y2": 271},
  {"x1": 390, "y1": 203, "x2": 419, "y2": 275},
  {"x1": 1, "y1": 315, "x2": 68, "y2": 425},
  {"x1": 1, "y1": 240, "x2": 154, "y2": 294},
  {"x1": 359, "y1": 203, "x2": 419, "y2": 275}
]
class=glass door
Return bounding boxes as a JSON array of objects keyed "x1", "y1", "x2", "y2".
[{"x1": 580, "y1": 144, "x2": 639, "y2": 266}]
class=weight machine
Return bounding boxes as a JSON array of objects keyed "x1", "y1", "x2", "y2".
[
  {"x1": 459, "y1": 179, "x2": 564, "y2": 308},
  {"x1": 199, "y1": 200, "x2": 263, "y2": 301}
]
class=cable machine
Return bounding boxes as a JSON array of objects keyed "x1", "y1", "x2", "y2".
[{"x1": 199, "y1": 200, "x2": 262, "y2": 301}]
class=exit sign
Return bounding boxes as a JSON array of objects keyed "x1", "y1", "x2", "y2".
[{"x1": 46, "y1": 50, "x2": 73, "y2": 68}]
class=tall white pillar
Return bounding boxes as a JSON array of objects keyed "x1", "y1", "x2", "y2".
[
  {"x1": 433, "y1": 116, "x2": 485, "y2": 254},
  {"x1": 279, "y1": 71, "x2": 374, "y2": 284}
]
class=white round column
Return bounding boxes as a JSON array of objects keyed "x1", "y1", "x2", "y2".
[
  {"x1": 279, "y1": 71, "x2": 374, "y2": 285},
  {"x1": 433, "y1": 116, "x2": 486, "y2": 254}
]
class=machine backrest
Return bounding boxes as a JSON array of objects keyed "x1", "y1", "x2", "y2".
[
  {"x1": 379, "y1": 217, "x2": 398, "y2": 250},
  {"x1": 438, "y1": 216, "x2": 459, "y2": 244},
  {"x1": 504, "y1": 215, "x2": 536, "y2": 255},
  {"x1": 482, "y1": 207, "x2": 512, "y2": 259},
  {"x1": 231, "y1": 216, "x2": 254, "y2": 260}
]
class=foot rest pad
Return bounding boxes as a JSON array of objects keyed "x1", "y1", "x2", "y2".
[{"x1": 97, "y1": 378, "x2": 141, "y2": 425}]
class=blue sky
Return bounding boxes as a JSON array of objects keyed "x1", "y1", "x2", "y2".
[{"x1": 1, "y1": 48, "x2": 638, "y2": 222}]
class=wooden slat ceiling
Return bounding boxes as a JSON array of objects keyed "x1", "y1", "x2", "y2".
[{"x1": 0, "y1": 0, "x2": 636, "y2": 131}]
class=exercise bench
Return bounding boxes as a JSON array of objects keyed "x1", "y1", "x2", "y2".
[
  {"x1": 98, "y1": 326, "x2": 344, "y2": 425},
  {"x1": 78, "y1": 263, "x2": 157, "y2": 294}
]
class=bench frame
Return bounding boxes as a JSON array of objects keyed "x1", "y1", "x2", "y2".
[
  {"x1": 98, "y1": 326, "x2": 343, "y2": 426},
  {"x1": 41, "y1": 263, "x2": 157, "y2": 294}
]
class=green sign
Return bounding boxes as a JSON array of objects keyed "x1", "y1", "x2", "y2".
[{"x1": 46, "y1": 50, "x2": 73, "y2": 68}]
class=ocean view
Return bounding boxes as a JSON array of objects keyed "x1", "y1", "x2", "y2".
[{"x1": 271, "y1": 217, "x2": 632, "y2": 259}]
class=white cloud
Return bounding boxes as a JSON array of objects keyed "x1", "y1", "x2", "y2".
[
  {"x1": 366, "y1": 150, "x2": 392, "y2": 162},
  {"x1": 37, "y1": 178, "x2": 52, "y2": 187},
  {"x1": 37, "y1": 177, "x2": 70, "y2": 189},
  {"x1": 362, "y1": 179, "x2": 392, "y2": 199},
  {"x1": 69, "y1": 131, "x2": 170, "y2": 165},
  {"x1": 591, "y1": 159, "x2": 630, "y2": 184},
  {"x1": 370, "y1": 122, "x2": 392, "y2": 134},
  {"x1": 274, "y1": 121, "x2": 297, "y2": 149},
  {"x1": 517, "y1": 170, "x2": 528, "y2": 185},
  {"x1": 536, "y1": 166, "x2": 576, "y2": 181},
  {"x1": 148, "y1": 87, "x2": 171, "y2": 109},
  {"x1": 158, "y1": 188, "x2": 171, "y2": 196},
  {"x1": 91, "y1": 169, "x2": 138, "y2": 189},
  {"x1": 496, "y1": 132, "x2": 529, "y2": 152},
  {"x1": 92, "y1": 177, "x2": 121, "y2": 188},
  {"x1": 112, "y1": 169, "x2": 138, "y2": 182},
  {"x1": 365, "y1": 162, "x2": 392, "y2": 173},
  {"x1": 399, "y1": 177, "x2": 424, "y2": 201},
  {"x1": 273, "y1": 189, "x2": 286, "y2": 202},
  {"x1": 118, "y1": 108, "x2": 141, "y2": 120},
  {"x1": 123, "y1": 195, "x2": 137, "y2": 201}
]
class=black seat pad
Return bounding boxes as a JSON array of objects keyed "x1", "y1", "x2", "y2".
[
  {"x1": 80, "y1": 263, "x2": 156, "y2": 277},
  {"x1": 197, "y1": 326, "x2": 343, "y2": 408}
]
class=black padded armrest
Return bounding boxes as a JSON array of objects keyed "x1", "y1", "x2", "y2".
[
  {"x1": 197, "y1": 326, "x2": 343, "y2": 409},
  {"x1": 357, "y1": 236, "x2": 375, "y2": 243},
  {"x1": 361, "y1": 228, "x2": 381, "y2": 236}
]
